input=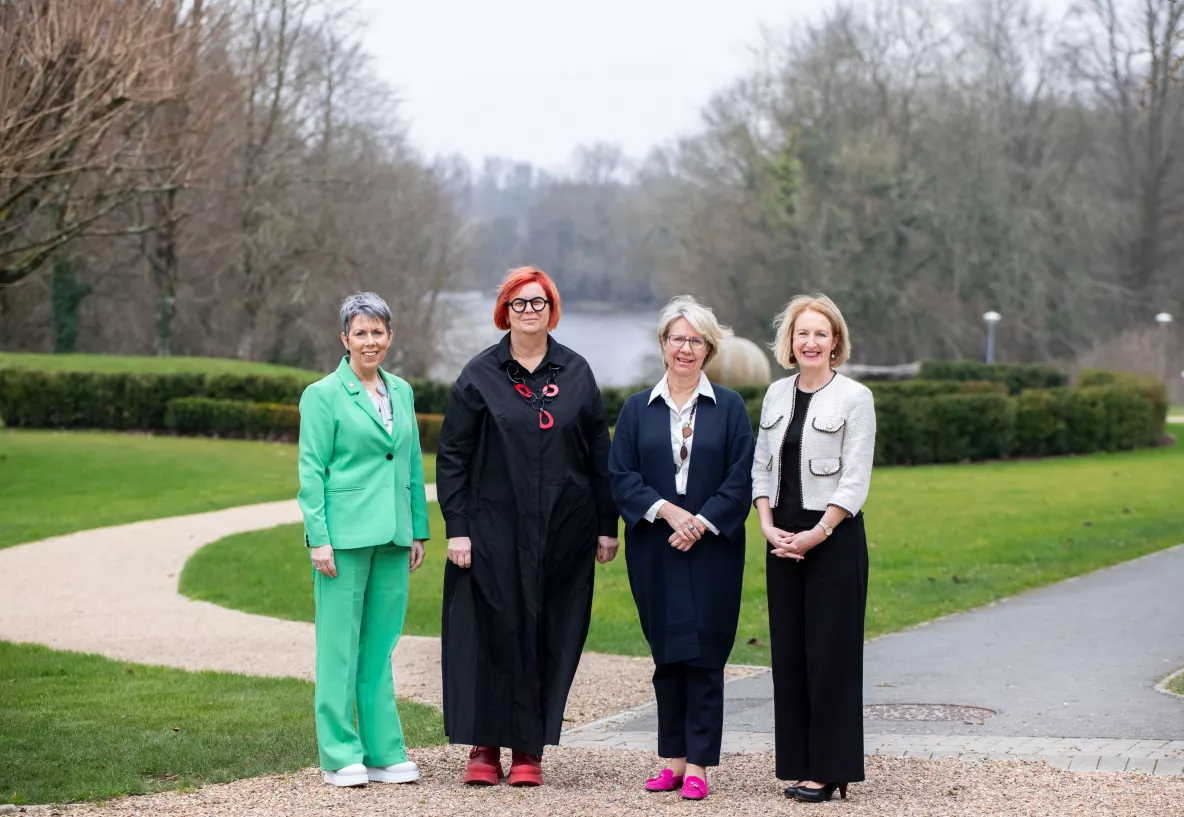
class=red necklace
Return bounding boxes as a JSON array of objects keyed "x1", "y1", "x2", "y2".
[{"x1": 507, "y1": 363, "x2": 560, "y2": 429}]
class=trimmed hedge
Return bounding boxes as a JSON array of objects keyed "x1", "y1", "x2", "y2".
[
  {"x1": 162, "y1": 398, "x2": 446, "y2": 452},
  {"x1": 919, "y1": 360, "x2": 1068, "y2": 394},
  {"x1": 165, "y1": 398, "x2": 301, "y2": 441},
  {"x1": 0, "y1": 365, "x2": 1165, "y2": 465},
  {"x1": 417, "y1": 413, "x2": 444, "y2": 453},
  {"x1": 0, "y1": 369, "x2": 312, "y2": 430}
]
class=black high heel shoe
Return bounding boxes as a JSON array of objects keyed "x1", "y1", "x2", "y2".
[
  {"x1": 793, "y1": 782, "x2": 848, "y2": 802},
  {"x1": 782, "y1": 782, "x2": 805, "y2": 799}
]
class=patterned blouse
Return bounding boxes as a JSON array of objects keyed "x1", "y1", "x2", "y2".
[{"x1": 368, "y1": 382, "x2": 393, "y2": 434}]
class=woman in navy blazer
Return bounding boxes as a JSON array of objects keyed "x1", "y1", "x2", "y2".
[{"x1": 609, "y1": 295, "x2": 754, "y2": 801}]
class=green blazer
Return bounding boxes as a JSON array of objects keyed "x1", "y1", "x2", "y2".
[{"x1": 297, "y1": 356, "x2": 430, "y2": 549}]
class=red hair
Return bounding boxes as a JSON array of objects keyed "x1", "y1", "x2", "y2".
[{"x1": 493, "y1": 266, "x2": 561, "y2": 331}]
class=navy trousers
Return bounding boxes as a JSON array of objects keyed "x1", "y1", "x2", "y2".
[{"x1": 653, "y1": 661, "x2": 725, "y2": 767}]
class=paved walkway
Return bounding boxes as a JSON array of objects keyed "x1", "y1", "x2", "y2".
[{"x1": 567, "y1": 543, "x2": 1184, "y2": 775}]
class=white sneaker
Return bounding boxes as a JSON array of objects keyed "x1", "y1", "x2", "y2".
[
  {"x1": 367, "y1": 761, "x2": 420, "y2": 783},
  {"x1": 323, "y1": 763, "x2": 368, "y2": 786}
]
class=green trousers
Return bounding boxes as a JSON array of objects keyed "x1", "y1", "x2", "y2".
[{"x1": 313, "y1": 543, "x2": 410, "y2": 770}]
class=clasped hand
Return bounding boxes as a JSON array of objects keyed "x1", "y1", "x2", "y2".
[
  {"x1": 659, "y1": 503, "x2": 704, "y2": 552},
  {"x1": 763, "y1": 524, "x2": 824, "y2": 560}
]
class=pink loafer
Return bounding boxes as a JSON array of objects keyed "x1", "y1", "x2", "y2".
[
  {"x1": 644, "y1": 768, "x2": 684, "y2": 792},
  {"x1": 681, "y1": 775, "x2": 709, "y2": 800}
]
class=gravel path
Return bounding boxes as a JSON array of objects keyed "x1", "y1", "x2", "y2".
[
  {"x1": 4, "y1": 499, "x2": 1181, "y2": 814},
  {"x1": 0, "y1": 499, "x2": 752, "y2": 727},
  {"x1": 21, "y1": 747, "x2": 1184, "y2": 817}
]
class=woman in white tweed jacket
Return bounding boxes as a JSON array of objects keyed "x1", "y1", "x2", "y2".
[{"x1": 752, "y1": 293, "x2": 876, "y2": 805}]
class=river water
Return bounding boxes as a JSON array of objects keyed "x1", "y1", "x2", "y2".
[{"x1": 429, "y1": 291, "x2": 663, "y2": 387}]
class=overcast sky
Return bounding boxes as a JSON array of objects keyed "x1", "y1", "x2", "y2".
[
  {"x1": 354, "y1": 0, "x2": 1073, "y2": 173},
  {"x1": 352, "y1": 0, "x2": 830, "y2": 171}
]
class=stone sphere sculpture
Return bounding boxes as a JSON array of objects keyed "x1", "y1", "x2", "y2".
[{"x1": 704, "y1": 336, "x2": 772, "y2": 386}]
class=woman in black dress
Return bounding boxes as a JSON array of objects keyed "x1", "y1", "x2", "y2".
[
  {"x1": 752, "y1": 294, "x2": 877, "y2": 803},
  {"x1": 436, "y1": 267, "x2": 620, "y2": 787}
]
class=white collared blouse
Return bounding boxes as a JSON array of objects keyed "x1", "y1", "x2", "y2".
[{"x1": 643, "y1": 371, "x2": 719, "y2": 534}]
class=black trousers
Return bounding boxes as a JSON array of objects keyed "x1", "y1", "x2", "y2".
[
  {"x1": 766, "y1": 513, "x2": 868, "y2": 783},
  {"x1": 652, "y1": 661, "x2": 725, "y2": 767}
]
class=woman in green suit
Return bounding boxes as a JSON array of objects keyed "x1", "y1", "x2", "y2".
[{"x1": 297, "y1": 292, "x2": 430, "y2": 787}]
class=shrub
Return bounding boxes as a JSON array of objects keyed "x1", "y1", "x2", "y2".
[
  {"x1": 868, "y1": 380, "x2": 1009, "y2": 398},
  {"x1": 745, "y1": 397, "x2": 763, "y2": 433},
  {"x1": 599, "y1": 386, "x2": 631, "y2": 427},
  {"x1": 2, "y1": 365, "x2": 1165, "y2": 466},
  {"x1": 919, "y1": 360, "x2": 1068, "y2": 394},
  {"x1": 417, "y1": 413, "x2": 445, "y2": 453},
  {"x1": 928, "y1": 392, "x2": 1015, "y2": 462},
  {"x1": 164, "y1": 398, "x2": 300, "y2": 442},
  {"x1": 1013, "y1": 389, "x2": 1072, "y2": 457},
  {"x1": 407, "y1": 379, "x2": 451, "y2": 415}
]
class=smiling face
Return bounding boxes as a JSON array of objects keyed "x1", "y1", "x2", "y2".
[
  {"x1": 507, "y1": 280, "x2": 551, "y2": 338},
  {"x1": 340, "y1": 314, "x2": 392, "y2": 375},
  {"x1": 663, "y1": 316, "x2": 708, "y2": 379},
  {"x1": 791, "y1": 308, "x2": 837, "y2": 371}
]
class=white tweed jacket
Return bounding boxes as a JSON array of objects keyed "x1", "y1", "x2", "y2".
[{"x1": 751, "y1": 372, "x2": 876, "y2": 516}]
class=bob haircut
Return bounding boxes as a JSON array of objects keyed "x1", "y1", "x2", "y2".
[
  {"x1": 771, "y1": 293, "x2": 852, "y2": 369},
  {"x1": 340, "y1": 291, "x2": 392, "y2": 336},
  {"x1": 656, "y1": 294, "x2": 733, "y2": 368},
  {"x1": 494, "y1": 267, "x2": 561, "y2": 331}
]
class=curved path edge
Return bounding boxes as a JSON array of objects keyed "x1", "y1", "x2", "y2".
[{"x1": 0, "y1": 495, "x2": 718, "y2": 722}]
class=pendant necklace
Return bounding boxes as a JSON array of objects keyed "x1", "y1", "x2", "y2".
[{"x1": 507, "y1": 362, "x2": 560, "y2": 429}]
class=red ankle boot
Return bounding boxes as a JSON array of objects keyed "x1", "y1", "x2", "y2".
[
  {"x1": 464, "y1": 746, "x2": 503, "y2": 785},
  {"x1": 509, "y1": 750, "x2": 543, "y2": 786}
]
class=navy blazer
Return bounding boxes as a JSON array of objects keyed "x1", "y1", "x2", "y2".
[{"x1": 609, "y1": 384, "x2": 754, "y2": 667}]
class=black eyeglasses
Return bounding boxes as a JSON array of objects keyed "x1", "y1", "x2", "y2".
[{"x1": 510, "y1": 297, "x2": 551, "y2": 313}]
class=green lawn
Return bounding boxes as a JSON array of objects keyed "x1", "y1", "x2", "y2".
[
  {"x1": 0, "y1": 430, "x2": 435, "y2": 549},
  {"x1": 0, "y1": 431, "x2": 442, "y2": 805},
  {"x1": 1172, "y1": 404, "x2": 1184, "y2": 416},
  {"x1": 0, "y1": 641, "x2": 444, "y2": 806},
  {"x1": 1170, "y1": 671, "x2": 1184, "y2": 696},
  {"x1": 0, "y1": 352, "x2": 319, "y2": 379},
  {"x1": 183, "y1": 425, "x2": 1184, "y2": 666}
]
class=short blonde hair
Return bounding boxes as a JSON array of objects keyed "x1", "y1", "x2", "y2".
[
  {"x1": 656, "y1": 295, "x2": 733, "y2": 367},
  {"x1": 771, "y1": 293, "x2": 852, "y2": 369}
]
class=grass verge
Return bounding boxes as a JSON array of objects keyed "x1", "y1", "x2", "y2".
[
  {"x1": 0, "y1": 641, "x2": 444, "y2": 806},
  {"x1": 182, "y1": 426, "x2": 1184, "y2": 666},
  {"x1": 1169, "y1": 670, "x2": 1184, "y2": 697},
  {"x1": 0, "y1": 352, "x2": 318, "y2": 378},
  {"x1": 0, "y1": 430, "x2": 435, "y2": 549}
]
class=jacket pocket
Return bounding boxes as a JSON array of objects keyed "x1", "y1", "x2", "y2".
[
  {"x1": 326, "y1": 485, "x2": 365, "y2": 493},
  {"x1": 809, "y1": 457, "x2": 842, "y2": 476},
  {"x1": 812, "y1": 415, "x2": 846, "y2": 434},
  {"x1": 759, "y1": 413, "x2": 784, "y2": 430}
]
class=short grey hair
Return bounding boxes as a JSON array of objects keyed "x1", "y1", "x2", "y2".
[
  {"x1": 340, "y1": 291, "x2": 392, "y2": 336},
  {"x1": 656, "y1": 294, "x2": 733, "y2": 367}
]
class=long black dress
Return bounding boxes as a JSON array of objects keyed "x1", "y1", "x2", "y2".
[{"x1": 437, "y1": 333, "x2": 618, "y2": 754}]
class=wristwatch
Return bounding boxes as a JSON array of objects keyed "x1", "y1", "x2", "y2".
[{"x1": 817, "y1": 521, "x2": 833, "y2": 537}]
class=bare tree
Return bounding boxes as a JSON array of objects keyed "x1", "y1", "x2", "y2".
[{"x1": 0, "y1": 0, "x2": 187, "y2": 285}]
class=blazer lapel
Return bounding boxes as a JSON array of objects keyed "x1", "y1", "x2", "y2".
[
  {"x1": 380, "y1": 368, "x2": 402, "y2": 445},
  {"x1": 335, "y1": 357, "x2": 390, "y2": 436}
]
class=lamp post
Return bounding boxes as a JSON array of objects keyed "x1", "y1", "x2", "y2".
[
  {"x1": 1155, "y1": 312, "x2": 1173, "y2": 393},
  {"x1": 983, "y1": 311, "x2": 1001, "y2": 364}
]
